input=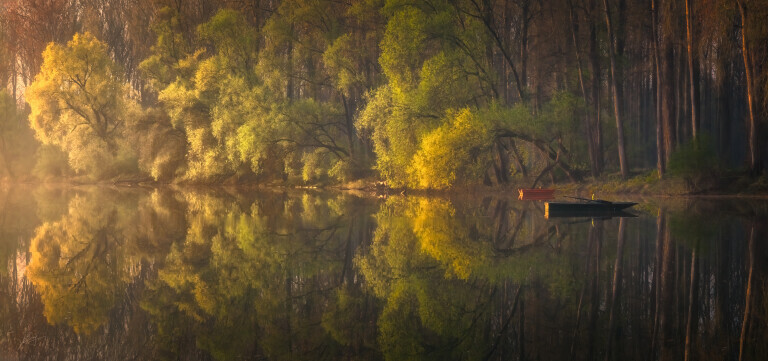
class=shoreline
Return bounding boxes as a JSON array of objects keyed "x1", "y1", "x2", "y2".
[{"x1": 3, "y1": 173, "x2": 768, "y2": 199}]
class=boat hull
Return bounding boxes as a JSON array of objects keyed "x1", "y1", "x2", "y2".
[{"x1": 518, "y1": 189, "x2": 555, "y2": 200}]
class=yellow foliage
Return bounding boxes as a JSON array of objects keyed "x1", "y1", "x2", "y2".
[
  {"x1": 26, "y1": 32, "x2": 141, "y2": 177},
  {"x1": 410, "y1": 108, "x2": 493, "y2": 189}
]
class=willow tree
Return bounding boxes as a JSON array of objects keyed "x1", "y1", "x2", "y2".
[{"x1": 26, "y1": 32, "x2": 141, "y2": 178}]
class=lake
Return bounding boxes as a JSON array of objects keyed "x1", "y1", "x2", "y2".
[{"x1": 0, "y1": 185, "x2": 765, "y2": 360}]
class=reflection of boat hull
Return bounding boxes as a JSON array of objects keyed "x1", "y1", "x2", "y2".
[
  {"x1": 545, "y1": 201, "x2": 637, "y2": 218},
  {"x1": 545, "y1": 209, "x2": 637, "y2": 219}
]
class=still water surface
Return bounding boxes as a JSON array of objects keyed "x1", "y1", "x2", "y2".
[{"x1": 0, "y1": 185, "x2": 766, "y2": 360}]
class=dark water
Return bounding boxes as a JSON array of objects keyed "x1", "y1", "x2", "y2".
[{"x1": 0, "y1": 185, "x2": 766, "y2": 361}]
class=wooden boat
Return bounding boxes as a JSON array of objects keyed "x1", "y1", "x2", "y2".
[
  {"x1": 518, "y1": 188, "x2": 555, "y2": 200},
  {"x1": 545, "y1": 199, "x2": 637, "y2": 218}
]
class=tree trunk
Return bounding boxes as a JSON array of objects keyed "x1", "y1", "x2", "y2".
[
  {"x1": 588, "y1": 0, "x2": 604, "y2": 174},
  {"x1": 718, "y1": 58, "x2": 733, "y2": 162},
  {"x1": 660, "y1": 15, "x2": 677, "y2": 165},
  {"x1": 685, "y1": 0, "x2": 698, "y2": 140},
  {"x1": 603, "y1": 0, "x2": 629, "y2": 179},
  {"x1": 494, "y1": 140, "x2": 510, "y2": 184},
  {"x1": 652, "y1": 0, "x2": 665, "y2": 177},
  {"x1": 520, "y1": 0, "x2": 530, "y2": 90},
  {"x1": 736, "y1": 0, "x2": 761, "y2": 175},
  {"x1": 568, "y1": 0, "x2": 599, "y2": 178}
]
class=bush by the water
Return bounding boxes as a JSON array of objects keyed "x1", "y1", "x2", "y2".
[{"x1": 667, "y1": 136, "x2": 718, "y2": 190}]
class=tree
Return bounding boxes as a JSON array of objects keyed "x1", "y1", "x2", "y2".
[
  {"x1": 735, "y1": 0, "x2": 764, "y2": 175},
  {"x1": 0, "y1": 91, "x2": 36, "y2": 178},
  {"x1": 26, "y1": 32, "x2": 141, "y2": 178},
  {"x1": 603, "y1": 0, "x2": 629, "y2": 179}
]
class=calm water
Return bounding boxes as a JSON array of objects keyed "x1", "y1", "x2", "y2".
[{"x1": 0, "y1": 185, "x2": 766, "y2": 361}]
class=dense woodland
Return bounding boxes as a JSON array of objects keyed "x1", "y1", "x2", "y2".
[{"x1": 0, "y1": 0, "x2": 766, "y2": 188}]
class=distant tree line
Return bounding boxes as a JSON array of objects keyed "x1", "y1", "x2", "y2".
[{"x1": 0, "y1": 0, "x2": 766, "y2": 187}]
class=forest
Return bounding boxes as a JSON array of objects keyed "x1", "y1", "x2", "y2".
[{"x1": 0, "y1": 0, "x2": 766, "y2": 189}]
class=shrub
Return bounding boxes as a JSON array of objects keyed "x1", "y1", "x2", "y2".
[{"x1": 667, "y1": 135, "x2": 718, "y2": 190}]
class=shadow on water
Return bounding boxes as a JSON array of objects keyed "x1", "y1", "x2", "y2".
[{"x1": 0, "y1": 185, "x2": 766, "y2": 360}]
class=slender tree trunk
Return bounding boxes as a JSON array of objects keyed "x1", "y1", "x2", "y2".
[
  {"x1": 520, "y1": 0, "x2": 530, "y2": 89},
  {"x1": 602, "y1": 0, "x2": 629, "y2": 179},
  {"x1": 341, "y1": 94, "x2": 356, "y2": 159},
  {"x1": 735, "y1": 0, "x2": 761, "y2": 175},
  {"x1": 661, "y1": 19, "x2": 677, "y2": 164},
  {"x1": 286, "y1": 29, "x2": 294, "y2": 101},
  {"x1": 494, "y1": 140, "x2": 510, "y2": 184},
  {"x1": 718, "y1": 58, "x2": 733, "y2": 162},
  {"x1": 685, "y1": 0, "x2": 698, "y2": 140},
  {"x1": 568, "y1": 0, "x2": 599, "y2": 178},
  {"x1": 652, "y1": 0, "x2": 665, "y2": 177},
  {"x1": 469, "y1": 0, "x2": 526, "y2": 100},
  {"x1": 589, "y1": 0, "x2": 604, "y2": 173}
]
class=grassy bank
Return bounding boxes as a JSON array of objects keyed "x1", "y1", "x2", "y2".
[{"x1": 335, "y1": 170, "x2": 768, "y2": 198}]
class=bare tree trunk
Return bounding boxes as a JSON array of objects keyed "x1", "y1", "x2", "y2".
[
  {"x1": 494, "y1": 140, "x2": 510, "y2": 184},
  {"x1": 718, "y1": 58, "x2": 733, "y2": 162},
  {"x1": 467, "y1": 0, "x2": 526, "y2": 100},
  {"x1": 520, "y1": 0, "x2": 530, "y2": 90},
  {"x1": 660, "y1": 14, "x2": 677, "y2": 165},
  {"x1": 589, "y1": 0, "x2": 604, "y2": 174},
  {"x1": 684, "y1": 0, "x2": 698, "y2": 140},
  {"x1": 603, "y1": 0, "x2": 629, "y2": 179},
  {"x1": 651, "y1": 0, "x2": 665, "y2": 177},
  {"x1": 735, "y1": 0, "x2": 761, "y2": 175},
  {"x1": 568, "y1": 0, "x2": 599, "y2": 178}
]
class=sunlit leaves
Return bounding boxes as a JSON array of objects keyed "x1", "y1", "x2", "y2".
[
  {"x1": 411, "y1": 109, "x2": 494, "y2": 189},
  {"x1": 26, "y1": 32, "x2": 141, "y2": 178}
]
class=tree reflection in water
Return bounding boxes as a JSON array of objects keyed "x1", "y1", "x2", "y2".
[{"x1": 0, "y1": 186, "x2": 765, "y2": 360}]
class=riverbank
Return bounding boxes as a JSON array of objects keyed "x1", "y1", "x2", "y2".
[
  {"x1": 334, "y1": 171, "x2": 768, "y2": 198},
  {"x1": 4, "y1": 170, "x2": 768, "y2": 198}
]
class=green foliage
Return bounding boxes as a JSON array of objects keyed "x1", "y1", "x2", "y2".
[
  {"x1": 138, "y1": 7, "x2": 194, "y2": 91},
  {"x1": 26, "y1": 32, "x2": 142, "y2": 180},
  {"x1": 32, "y1": 145, "x2": 74, "y2": 180},
  {"x1": 151, "y1": 10, "x2": 265, "y2": 182},
  {"x1": 142, "y1": 6, "x2": 362, "y2": 184},
  {"x1": 411, "y1": 108, "x2": 493, "y2": 189},
  {"x1": 0, "y1": 92, "x2": 37, "y2": 179},
  {"x1": 667, "y1": 135, "x2": 719, "y2": 189}
]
